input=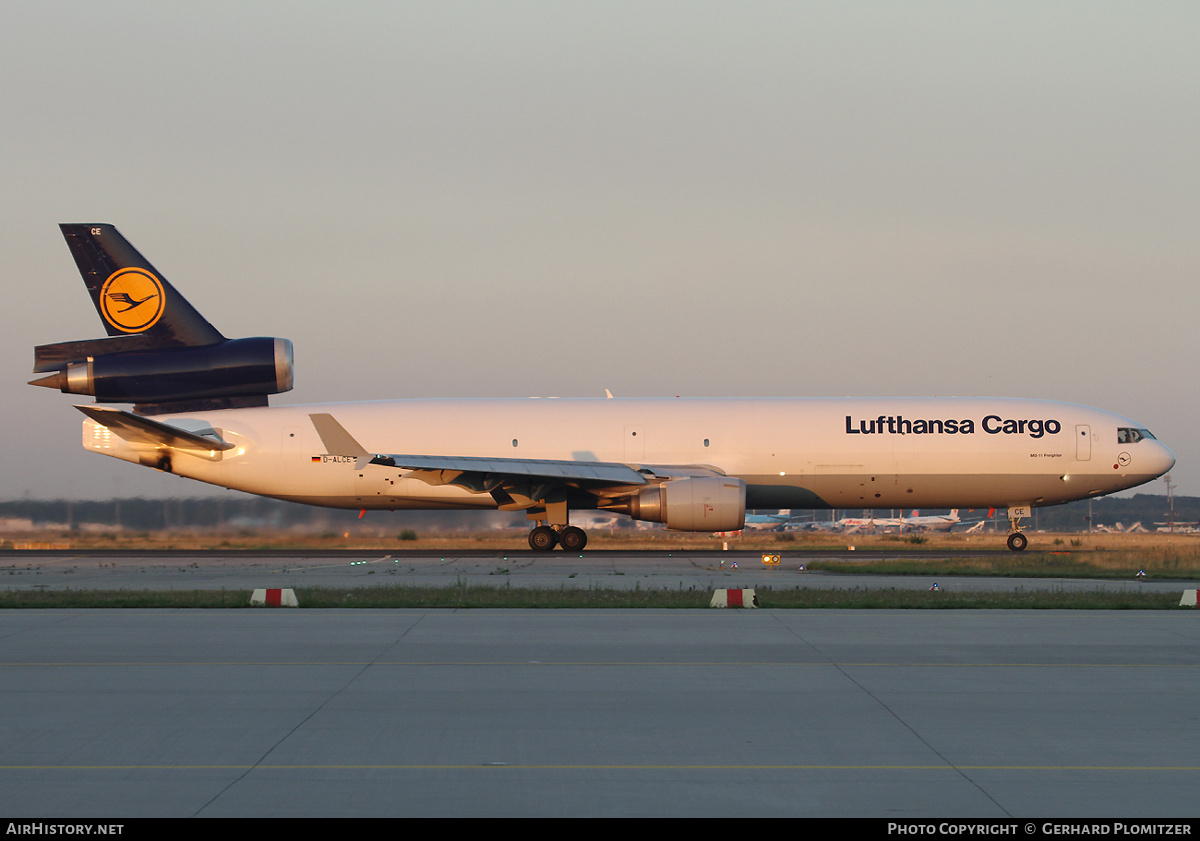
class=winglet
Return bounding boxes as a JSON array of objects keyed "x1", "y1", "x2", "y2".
[{"x1": 309, "y1": 413, "x2": 372, "y2": 467}]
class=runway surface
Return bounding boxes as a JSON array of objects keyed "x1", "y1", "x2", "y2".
[
  {"x1": 0, "y1": 548, "x2": 1192, "y2": 593},
  {"x1": 0, "y1": 608, "x2": 1197, "y2": 817}
]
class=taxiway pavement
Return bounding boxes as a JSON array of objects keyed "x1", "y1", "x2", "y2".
[{"x1": 1, "y1": 550, "x2": 1196, "y2": 817}]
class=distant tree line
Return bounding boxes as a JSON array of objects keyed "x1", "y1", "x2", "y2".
[
  {"x1": 0, "y1": 496, "x2": 523, "y2": 532},
  {"x1": 0, "y1": 493, "x2": 1192, "y2": 533},
  {"x1": 1019, "y1": 493, "x2": 1193, "y2": 532}
]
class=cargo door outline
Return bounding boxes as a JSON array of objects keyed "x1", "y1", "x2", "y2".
[{"x1": 1076, "y1": 425, "x2": 1091, "y2": 461}]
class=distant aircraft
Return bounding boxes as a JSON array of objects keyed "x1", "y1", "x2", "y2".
[
  {"x1": 1154, "y1": 521, "x2": 1199, "y2": 533},
  {"x1": 903, "y1": 509, "x2": 961, "y2": 532},
  {"x1": 30, "y1": 225, "x2": 1176, "y2": 552},
  {"x1": 830, "y1": 514, "x2": 888, "y2": 534},
  {"x1": 742, "y1": 509, "x2": 796, "y2": 531},
  {"x1": 831, "y1": 510, "x2": 963, "y2": 533}
]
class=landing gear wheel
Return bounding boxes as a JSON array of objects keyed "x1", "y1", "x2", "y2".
[
  {"x1": 559, "y1": 526, "x2": 588, "y2": 552},
  {"x1": 1007, "y1": 532, "x2": 1028, "y2": 552},
  {"x1": 528, "y1": 525, "x2": 558, "y2": 551}
]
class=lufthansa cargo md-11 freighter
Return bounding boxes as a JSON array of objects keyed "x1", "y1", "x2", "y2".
[{"x1": 31, "y1": 225, "x2": 1175, "y2": 551}]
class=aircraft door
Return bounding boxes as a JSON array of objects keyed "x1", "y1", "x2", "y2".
[{"x1": 1075, "y1": 425, "x2": 1091, "y2": 461}]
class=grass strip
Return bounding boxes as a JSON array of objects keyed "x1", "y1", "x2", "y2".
[{"x1": 804, "y1": 551, "x2": 1200, "y2": 579}]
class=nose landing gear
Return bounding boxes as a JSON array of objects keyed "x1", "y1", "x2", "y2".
[{"x1": 1006, "y1": 506, "x2": 1030, "y2": 551}]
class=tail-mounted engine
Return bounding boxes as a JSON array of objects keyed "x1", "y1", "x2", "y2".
[{"x1": 31, "y1": 336, "x2": 293, "y2": 411}]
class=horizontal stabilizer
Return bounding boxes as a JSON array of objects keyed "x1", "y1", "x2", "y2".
[
  {"x1": 34, "y1": 336, "x2": 166, "y2": 373},
  {"x1": 75, "y1": 405, "x2": 234, "y2": 451}
]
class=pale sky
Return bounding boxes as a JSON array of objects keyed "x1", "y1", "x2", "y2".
[{"x1": 2, "y1": 2, "x2": 1197, "y2": 501}]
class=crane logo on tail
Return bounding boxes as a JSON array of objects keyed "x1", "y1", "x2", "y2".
[{"x1": 99, "y1": 268, "x2": 164, "y2": 333}]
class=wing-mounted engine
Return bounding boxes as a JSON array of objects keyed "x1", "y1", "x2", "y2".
[{"x1": 605, "y1": 476, "x2": 747, "y2": 532}]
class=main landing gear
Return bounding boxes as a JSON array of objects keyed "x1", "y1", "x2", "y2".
[{"x1": 527, "y1": 524, "x2": 588, "y2": 552}]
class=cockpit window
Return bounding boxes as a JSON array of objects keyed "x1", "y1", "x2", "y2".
[{"x1": 1117, "y1": 427, "x2": 1156, "y2": 444}]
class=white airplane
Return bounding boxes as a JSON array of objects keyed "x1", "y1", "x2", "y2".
[
  {"x1": 30, "y1": 225, "x2": 1176, "y2": 553},
  {"x1": 899, "y1": 509, "x2": 962, "y2": 532},
  {"x1": 826, "y1": 510, "x2": 961, "y2": 533},
  {"x1": 906, "y1": 509, "x2": 961, "y2": 532},
  {"x1": 829, "y1": 514, "x2": 890, "y2": 533}
]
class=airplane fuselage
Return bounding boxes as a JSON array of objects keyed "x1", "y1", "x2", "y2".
[
  {"x1": 37, "y1": 224, "x2": 1177, "y2": 551},
  {"x1": 82, "y1": 396, "x2": 1174, "y2": 515}
]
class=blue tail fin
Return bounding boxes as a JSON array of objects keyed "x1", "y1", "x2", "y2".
[{"x1": 59, "y1": 223, "x2": 225, "y2": 346}]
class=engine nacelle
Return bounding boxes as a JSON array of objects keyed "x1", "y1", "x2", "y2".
[
  {"x1": 625, "y1": 476, "x2": 746, "y2": 532},
  {"x1": 37, "y1": 337, "x2": 293, "y2": 404}
]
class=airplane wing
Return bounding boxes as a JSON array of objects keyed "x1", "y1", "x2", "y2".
[
  {"x1": 309, "y1": 413, "x2": 655, "y2": 510},
  {"x1": 365, "y1": 453, "x2": 649, "y2": 487},
  {"x1": 75, "y1": 405, "x2": 234, "y2": 451}
]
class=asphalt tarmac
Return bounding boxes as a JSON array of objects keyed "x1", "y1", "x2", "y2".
[
  {"x1": 0, "y1": 548, "x2": 1191, "y2": 593},
  {"x1": 0, "y1": 551, "x2": 1196, "y2": 817}
]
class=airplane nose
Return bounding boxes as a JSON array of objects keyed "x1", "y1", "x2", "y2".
[{"x1": 1151, "y1": 441, "x2": 1176, "y2": 477}]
